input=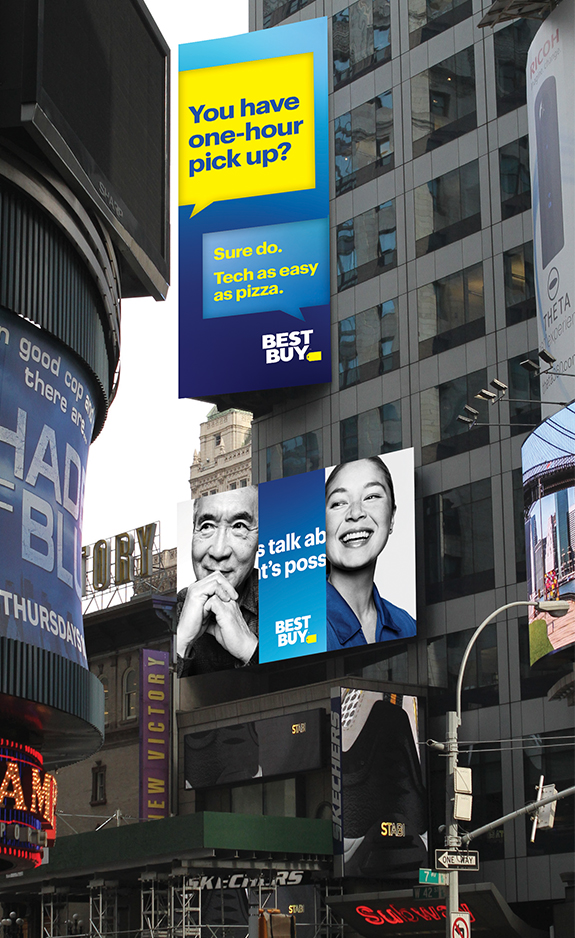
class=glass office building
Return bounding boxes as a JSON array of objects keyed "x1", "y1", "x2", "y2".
[{"x1": 242, "y1": 0, "x2": 573, "y2": 927}]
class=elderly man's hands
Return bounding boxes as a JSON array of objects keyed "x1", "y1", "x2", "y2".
[{"x1": 176, "y1": 571, "x2": 256, "y2": 664}]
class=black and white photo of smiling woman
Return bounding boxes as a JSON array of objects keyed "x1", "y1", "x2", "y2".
[{"x1": 325, "y1": 453, "x2": 416, "y2": 651}]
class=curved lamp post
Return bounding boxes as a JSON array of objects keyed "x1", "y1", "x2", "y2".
[{"x1": 442, "y1": 598, "x2": 570, "y2": 937}]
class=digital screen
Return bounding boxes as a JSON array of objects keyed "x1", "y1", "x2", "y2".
[
  {"x1": 522, "y1": 403, "x2": 575, "y2": 664},
  {"x1": 0, "y1": 308, "x2": 94, "y2": 666},
  {"x1": 184, "y1": 708, "x2": 323, "y2": 789},
  {"x1": 178, "y1": 18, "x2": 330, "y2": 397},
  {"x1": 176, "y1": 448, "x2": 416, "y2": 675},
  {"x1": 331, "y1": 689, "x2": 427, "y2": 879}
]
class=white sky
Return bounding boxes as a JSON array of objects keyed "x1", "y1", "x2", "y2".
[{"x1": 82, "y1": 0, "x2": 250, "y2": 551}]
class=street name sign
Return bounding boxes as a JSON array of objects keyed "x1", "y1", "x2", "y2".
[
  {"x1": 413, "y1": 886, "x2": 448, "y2": 899},
  {"x1": 435, "y1": 849, "x2": 479, "y2": 871},
  {"x1": 419, "y1": 869, "x2": 449, "y2": 885}
]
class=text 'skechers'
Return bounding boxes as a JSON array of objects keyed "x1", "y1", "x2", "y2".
[{"x1": 178, "y1": 20, "x2": 330, "y2": 397}]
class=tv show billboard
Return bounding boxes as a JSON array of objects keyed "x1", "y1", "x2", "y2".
[
  {"x1": 0, "y1": 309, "x2": 95, "y2": 666},
  {"x1": 522, "y1": 404, "x2": 575, "y2": 665},
  {"x1": 178, "y1": 18, "x2": 330, "y2": 398},
  {"x1": 176, "y1": 449, "x2": 416, "y2": 675},
  {"x1": 527, "y1": 6, "x2": 575, "y2": 410},
  {"x1": 331, "y1": 688, "x2": 427, "y2": 879}
]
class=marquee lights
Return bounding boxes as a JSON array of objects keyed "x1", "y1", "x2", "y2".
[{"x1": 0, "y1": 738, "x2": 57, "y2": 871}]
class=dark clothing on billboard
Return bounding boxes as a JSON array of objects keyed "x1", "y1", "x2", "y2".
[
  {"x1": 326, "y1": 581, "x2": 415, "y2": 650},
  {"x1": 341, "y1": 697, "x2": 427, "y2": 876},
  {"x1": 176, "y1": 569, "x2": 258, "y2": 676}
]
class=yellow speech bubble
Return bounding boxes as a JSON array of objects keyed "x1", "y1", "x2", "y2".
[{"x1": 179, "y1": 53, "x2": 315, "y2": 216}]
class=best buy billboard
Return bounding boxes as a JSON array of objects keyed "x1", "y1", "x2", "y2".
[{"x1": 178, "y1": 18, "x2": 330, "y2": 397}]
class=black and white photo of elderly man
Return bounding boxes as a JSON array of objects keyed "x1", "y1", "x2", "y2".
[{"x1": 176, "y1": 486, "x2": 259, "y2": 676}]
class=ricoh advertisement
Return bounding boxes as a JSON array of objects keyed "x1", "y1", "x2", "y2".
[
  {"x1": 331, "y1": 688, "x2": 427, "y2": 879},
  {"x1": 522, "y1": 403, "x2": 575, "y2": 665},
  {"x1": 178, "y1": 18, "x2": 330, "y2": 398},
  {"x1": 527, "y1": 6, "x2": 575, "y2": 409},
  {"x1": 0, "y1": 309, "x2": 96, "y2": 666},
  {"x1": 176, "y1": 449, "x2": 416, "y2": 675}
]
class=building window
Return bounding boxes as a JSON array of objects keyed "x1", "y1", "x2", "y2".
[
  {"x1": 512, "y1": 467, "x2": 526, "y2": 584},
  {"x1": 333, "y1": 0, "x2": 391, "y2": 91},
  {"x1": 499, "y1": 136, "x2": 530, "y2": 219},
  {"x1": 214, "y1": 433, "x2": 221, "y2": 446},
  {"x1": 508, "y1": 351, "x2": 541, "y2": 436},
  {"x1": 503, "y1": 241, "x2": 535, "y2": 326},
  {"x1": 415, "y1": 161, "x2": 480, "y2": 257},
  {"x1": 411, "y1": 48, "x2": 476, "y2": 158},
  {"x1": 424, "y1": 479, "x2": 495, "y2": 603},
  {"x1": 418, "y1": 263, "x2": 484, "y2": 359},
  {"x1": 340, "y1": 402, "x2": 402, "y2": 463},
  {"x1": 266, "y1": 432, "x2": 321, "y2": 481},
  {"x1": 240, "y1": 479, "x2": 248, "y2": 487},
  {"x1": 263, "y1": 0, "x2": 314, "y2": 28},
  {"x1": 229, "y1": 481, "x2": 237, "y2": 490},
  {"x1": 428, "y1": 624, "x2": 499, "y2": 707},
  {"x1": 334, "y1": 92, "x2": 394, "y2": 195},
  {"x1": 408, "y1": 0, "x2": 471, "y2": 49},
  {"x1": 122, "y1": 667, "x2": 138, "y2": 720},
  {"x1": 91, "y1": 763, "x2": 107, "y2": 806},
  {"x1": 337, "y1": 201, "x2": 397, "y2": 291},
  {"x1": 420, "y1": 368, "x2": 488, "y2": 464},
  {"x1": 339, "y1": 300, "x2": 399, "y2": 390},
  {"x1": 524, "y1": 732, "x2": 575, "y2": 856},
  {"x1": 494, "y1": 19, "x2": 539, "y2": 117},
  {"x1": 99, "y1": 675, "x2": 109, "y2": 725}
]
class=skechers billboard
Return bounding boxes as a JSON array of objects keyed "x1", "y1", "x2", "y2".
[
  {"x1": 0, "y1": 309, "x2": 96, "y2": 665},
  {"x1": 176, "y1": 449, "x2": 416, "y2": 676},
  {"x1": 178, "y1": 18, "x2": 330, "y2": 398}
]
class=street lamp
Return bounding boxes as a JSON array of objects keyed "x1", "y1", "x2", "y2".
[
  {"x1": 0, "y1": 912, "x2": 25, "y2": 938},
  {"x1": 438, "y1": 598, "x2": 570, "y2": 938}
]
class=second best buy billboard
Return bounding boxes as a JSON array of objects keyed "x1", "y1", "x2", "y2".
[{"x1": 178, "y1": 18, "x2": 330, "y2": 397}]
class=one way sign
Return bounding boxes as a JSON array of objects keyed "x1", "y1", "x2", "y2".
[{"x1": 435, "y1": 849, "x2": 480, "y2": 871}]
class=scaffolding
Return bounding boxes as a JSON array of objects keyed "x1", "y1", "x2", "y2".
[
  {"x1": 36, "y1": 876, "x2": 341, "y2": 938},
  {"x1": 89, "y1": 880, "x2": 118, "y2": 938},
  {"x1": 41, "y1": 888, "x2": 67, "y2": 938},
  {"x1": 169, "y1": 876, "x2": 201, "y2": 938},
  {"x1": 141, "y1": 873, "x2": 169, "y2": 938}
]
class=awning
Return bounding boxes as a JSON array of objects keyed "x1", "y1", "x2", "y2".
[{"x1": 327, "y1": 884, "x2": 547, "y2": 938}]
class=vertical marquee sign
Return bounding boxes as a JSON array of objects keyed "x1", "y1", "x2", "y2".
[
  {"x1": 139, "y1": 649, "x2": 171, "y2": 821},
  {"x1": 178, "y1": 18, "x2": 331, "y2": 398}
]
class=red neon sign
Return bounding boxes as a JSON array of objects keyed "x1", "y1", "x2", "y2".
[
  {"x1": 0, "y1": 738, "x2": 58, "y2": 871},
  {"x1": 356, "y1": 904, "x2": 475, "y2": 926}
]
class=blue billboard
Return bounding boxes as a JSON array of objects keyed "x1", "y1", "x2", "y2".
[
  {"x1": 176, "y1": 449, "x2": 416, "y2": 674},
  {"x1": 178, "y1": 18, "x2": 331, "y2": 397},
  {"x1": 0, "y1": 309, "x2": 95, "y2": 666}
]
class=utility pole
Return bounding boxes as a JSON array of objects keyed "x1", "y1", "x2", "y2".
[{"x1": 437, "y1": 598, "x2": 570, "y2": 938}]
